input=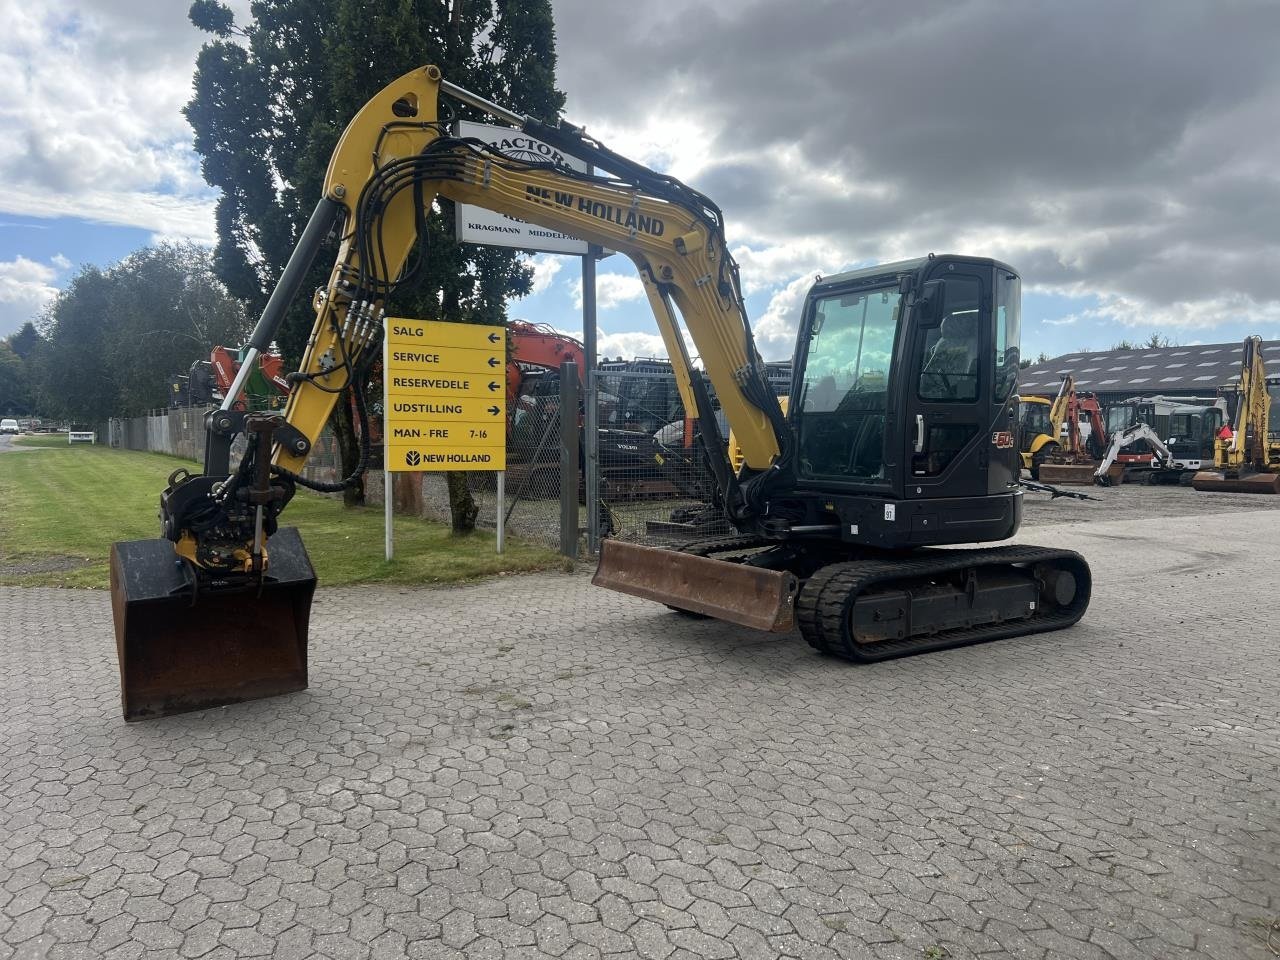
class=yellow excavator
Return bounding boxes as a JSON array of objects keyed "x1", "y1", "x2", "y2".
[
  {"x1": 1192, "y1": 336, "x2": 1280, "y2": 493},
  {"x1": 1016, "y1": 395, "x2": 1057, "y2": 478},
  {"x1": 110, "y1": 66, "x2": 1091, "y2": 720}
]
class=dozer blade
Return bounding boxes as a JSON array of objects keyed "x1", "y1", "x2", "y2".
[
  {"x1": 592, "y1": 539, "x2": 798, "y2": 632},
  {"x1": 1037, "y1": 462, "x2": 1101, "y2": 485},
  {"x1": 110, "y1": 527, "x2": 316, "y2": 721},
  {"x1": 1191, "y1": 469, "x2": 1280, "y2": 494}
]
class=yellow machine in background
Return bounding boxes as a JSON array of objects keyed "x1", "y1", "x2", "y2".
[
  {"x1": 1192, "y1": 336, "x2": 1280, "y2": 494},
  {"x1": 1016, "y1": 395, "x2": 1057, "y2": 478}
]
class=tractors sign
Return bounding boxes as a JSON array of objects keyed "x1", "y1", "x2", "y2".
[
  {"x1": 383, "y1": 319, "x2": 506, "y2": 471},
  {"x1": 454, "y1": 120, "x2": 590, "y2": 255}
]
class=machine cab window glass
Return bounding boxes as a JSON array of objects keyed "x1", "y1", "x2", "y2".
[
  {"x1": 994, "y1": 272, "x2": 1021, "y2": 401},
  {"x1": 1020, "y1": 399, "x2": 1051, "y2": 439},
  {"x1": 918, "y1": 277, "x2": 981, "y2": 402},
  {"x1": 796, "y1": 286, "x2": 901, "y2": 483}
]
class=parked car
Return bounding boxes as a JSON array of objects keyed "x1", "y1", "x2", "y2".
[{"x1": 0, "y1": 418, "x2": 20, "y2": 435}]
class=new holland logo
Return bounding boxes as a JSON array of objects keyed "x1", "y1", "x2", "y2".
[
  {"x1": 405, "y1": 450, "x2": 422, "y2": 466},
  {"x1": 991, "y1": 431, "x2": 1015, "y2": 449}
]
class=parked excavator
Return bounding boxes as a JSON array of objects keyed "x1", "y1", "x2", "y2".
[
  {"x1": 1016, "y1": 395, "x2": 1056, "y2": 479},
  {"x1": 1036, "y1": 376, "x2": 1109, "y2": 484},
  {"x1": 1192, "y1": 336, "x2": 1280, "y2": 493},
  {"x1": 1092, "y1": 423, "x2": 1172, "y2": 486},
  {"x1": 109, "y1": 66, "x2": 1090, "y2": 720},
  {"x1": 210, "y1": 345, "x2": 291, "y2": 411}
]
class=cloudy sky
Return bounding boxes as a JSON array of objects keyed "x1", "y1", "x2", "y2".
[{"x1": 2, "y1": 0, "x2": 1279, "y2": 362}]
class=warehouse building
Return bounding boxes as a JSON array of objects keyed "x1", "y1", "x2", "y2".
[{"x1": 1017, "y1": 338, "x2": 1280, "y2": 403}]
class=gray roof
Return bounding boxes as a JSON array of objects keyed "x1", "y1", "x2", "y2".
[{"x1": 1018, "y1": 339, "x2": 1280, "y2": 397}]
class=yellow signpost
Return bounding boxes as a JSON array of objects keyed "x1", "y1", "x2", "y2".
[{"x1": 382, "y1": 318, "x2": 507, "y2": 557}]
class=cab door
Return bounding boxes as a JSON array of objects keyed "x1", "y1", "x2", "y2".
[{"x1": 902, "y1": 270, "x2": 992, "y2": 499}]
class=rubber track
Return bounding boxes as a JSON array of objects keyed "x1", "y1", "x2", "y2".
[{"x1": 796, "y1": 545, "x2": 1091, "y2": 663}]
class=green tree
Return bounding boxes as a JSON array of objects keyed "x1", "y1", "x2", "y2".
[
  {"x1": 34, "y1": 245, "x2": 249, "y2": 421},
  {"x1": 0, "y1": 342, "x2": 30, "y2": 415},
  {"x1": 7, "y1": 322, "x2": 41, "y2": 361},
  {"x1": 32, "y1": 267, "x2": 115, "y2": 423},
  {"x1": 185, "y1": 0, "x2": 564, "y2": 525},
  {"x1": 1111, "y1": 338, "x2": 1136, "y2": 350}
]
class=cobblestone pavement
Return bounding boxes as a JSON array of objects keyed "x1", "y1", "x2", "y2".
[{"x1": 2, "y1": 504, "x2": 1277, "y2": 960}]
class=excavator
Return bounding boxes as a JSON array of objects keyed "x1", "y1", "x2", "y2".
[
  {"x1": 1035, "y1": 376, "x2": 1109, "y2": 484},
  {"x1": 1192, "y1": 336, "x2": 1280, "y2": 493},
  {"x1": 1016, "y1": 395, "x2": 1056, "y2": 479},
  {"x1": 109, "y1": 66, "x2": 1091, "y2": 720}
]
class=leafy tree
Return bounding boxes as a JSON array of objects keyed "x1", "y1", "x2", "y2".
[
  {"x1": 1018, "y1": 350, "x2": 1051, "y2": 369},
  {"x1": 0, "y1": 342, "x2": 30, "y2": 415},
  {"x1": 185, "y1": 0, "x2": 564, "y2": 526},
  {"x1": 34, "y1": 245, "x2": 249, "y2": 421},
  {"x1": 32, "y1": 267, "x2": 115, "y2": 423},
  {"x1": 7, "y1": 322, "x2": 41, "y2": 361},
  {"x1": 1111, "y1": 338, "x2": 1136, "y2": 350}
]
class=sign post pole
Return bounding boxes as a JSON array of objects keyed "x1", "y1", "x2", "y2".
[
  {"x1": 583, "y1": 235, "x2": 600, "y2": 555},
  {"x1": 384, "y1": 333, "x2": 393, "y2": 561},
  {"x1": 496, "y1": 471, "x2": 505, "y2": 554}
]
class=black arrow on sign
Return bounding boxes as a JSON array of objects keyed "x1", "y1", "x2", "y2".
[
  {"x1": 487, "y1": 356, "x2": 500, "y2": 367},
  {"x1": 488, "y1": 406, "x2": 501, "y2": 416},
  {"x1": 487, "y1": 332, "x2": 500, "y2": 343},
  {"x1": 488, "y1": 381, "x2": 500, "y2": 391}
]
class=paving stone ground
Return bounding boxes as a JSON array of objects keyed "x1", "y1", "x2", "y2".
[{"x1": 2, "y1": 493, "x2": 1278, "y2": 960}]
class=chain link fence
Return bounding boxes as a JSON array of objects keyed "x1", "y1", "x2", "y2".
[
  {"x1": 590, "y1": 366, "x2": 732, "y2": 545},
  {"x1": 102, "y1": 357, "x2": 789, "y2": 556},
  {"x1": 106, "y1": 407, "x2": 342, "y2": 485}
]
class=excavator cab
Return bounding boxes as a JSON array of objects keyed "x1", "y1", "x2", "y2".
[{"x1": 790, "y1": 256, "x2": 1022, "y2": 517}]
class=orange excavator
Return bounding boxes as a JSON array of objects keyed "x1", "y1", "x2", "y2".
[
  {"x1": 210, "y1": 345, "x2": 291, "y2": 411},
  {"x1": 506, "y1": 320, "x2": 584, "y2": 415},
  {"x1": 1036, "y1": 376, "x2": 1110, "y2": 484}
]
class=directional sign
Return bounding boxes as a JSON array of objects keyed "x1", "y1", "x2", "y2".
[{"x1": 383, "y1": 318, "x2": 507, "y2": 471}]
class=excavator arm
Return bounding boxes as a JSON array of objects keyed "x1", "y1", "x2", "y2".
[
  {"x1": 1093, "y1": 422, "x2": 1172, "y2": 484},
  {"x1": 272, "y1": 66, "x2": 780, "y2": 494},
  {"x1": 113, "y1": 66, "x2": 792, "y2": 720},
  {"x1": 177, "y1": 65, "x2": 785, "y2": 575}
]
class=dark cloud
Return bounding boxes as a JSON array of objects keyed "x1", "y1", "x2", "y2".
[{"x1": 550, "y1": 0, "x2": 1280, "y2": 327}]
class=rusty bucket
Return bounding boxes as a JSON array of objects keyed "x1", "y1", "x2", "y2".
[{"x1": 110, "y1": 527, "x2": 316, "y2": 721}]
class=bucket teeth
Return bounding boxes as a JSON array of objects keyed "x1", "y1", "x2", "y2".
[{"x1": 110, "y1": 527, "x2": 316, "y2": 721}]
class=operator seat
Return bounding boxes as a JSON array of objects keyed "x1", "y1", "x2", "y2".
[{"x1": 922, "y1": 312, "x2": 979, "y2": 399}]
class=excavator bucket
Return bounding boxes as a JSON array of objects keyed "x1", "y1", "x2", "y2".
[
  {"x1": 592, "y1": 539, "x2": 799, "y2": 632},
  {"x1": 1191, "y1": 469, "x2": 1280, "y2": 494},
  {"x1": 109, "y1": 527, "x2": 316, "y2": 721}
]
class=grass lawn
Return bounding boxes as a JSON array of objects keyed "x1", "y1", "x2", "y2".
[
  {"x1": 12, "y1": 434, "x2": 80, "y2": 449},
  {"x1": 0, "y1": 444, "x2": 559, "y2": 588}
]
